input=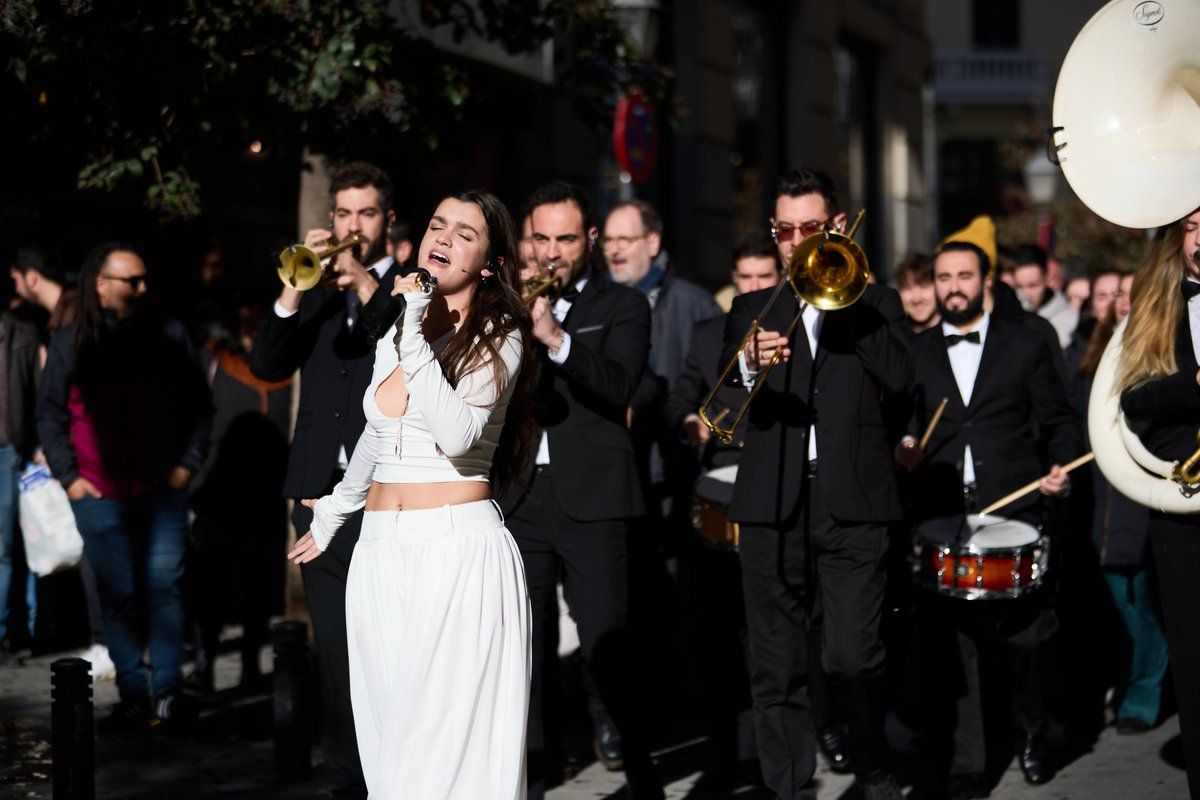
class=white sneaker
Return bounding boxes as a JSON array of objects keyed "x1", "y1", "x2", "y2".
[{"x1": 78, "y1": 643, "x2": 116, "y2": 681}]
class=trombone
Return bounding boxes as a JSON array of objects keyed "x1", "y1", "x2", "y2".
[
  {"x1": 698, "y1": 210, "x2": 870, "y2": 444},
  {"x1": 277, "y1": 233, "x2": 363, "y2": 291}
]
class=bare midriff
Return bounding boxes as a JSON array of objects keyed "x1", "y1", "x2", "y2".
[{"x1": 365, "y1": 480, "x2": 491, "y2": 512}]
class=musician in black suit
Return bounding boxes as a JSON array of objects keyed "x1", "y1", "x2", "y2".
[
  {"x1": 249, "y1": 162, "x2": 404, "y2": 800},
  {"x1": 1118, "y1": 209, "x2": 1200, "y2": 799},
  {"x1": 496, "y1": 182, "x2": 661, "y2": 800},
  {"x1": 897, "y1": 240, "x2": 1081, "y2": 795},
  {"x1": 723, "y1": 168, "x2": 912, "y2": 800}
]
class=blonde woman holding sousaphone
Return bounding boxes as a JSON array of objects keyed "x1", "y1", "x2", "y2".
[
  {"x1": 287, "y1": 190, "x2": 537, "y2": 799},
  {"x1": 1115, "y1": 210, "x2": 1200, "y2": 796}
]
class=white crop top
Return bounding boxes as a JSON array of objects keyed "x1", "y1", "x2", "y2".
[{"x1": 309, "y1": 291, "x2": 523, "y2": 550}]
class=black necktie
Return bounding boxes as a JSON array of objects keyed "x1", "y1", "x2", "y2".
[
  {"x1": 560, "y1": 283, "x2": 582, "y2": 303},
  {"x1": 1183, "y1": 280, "x2": 1200, "y2": 301},
  {"x1": 944, "y1": 331, "x2": 981, "y2": 347}
]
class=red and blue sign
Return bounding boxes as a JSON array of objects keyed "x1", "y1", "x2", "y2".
[{"x1": 613, "y1": 90, "x2": 658, "y2": 183}]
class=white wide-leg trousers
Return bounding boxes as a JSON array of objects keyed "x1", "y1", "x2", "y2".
[{"x1": 346, "y1": 500, "x2": 531, "y2": 799}]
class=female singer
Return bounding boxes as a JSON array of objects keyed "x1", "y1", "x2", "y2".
[
  {"x1": 1117, "y1": 208, "x2": 1200, "y2": 795},
  {"x1": 287, "y1": 190, "x2": 536, "y2": 799}
]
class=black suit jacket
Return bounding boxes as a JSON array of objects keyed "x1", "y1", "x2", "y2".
[
  {"x1": 908, "y1": 315, "x2": 1081, "y2": 522},
  {"x1": 1121, "y1": 298, "x2": 1200, "y2": 463},
  {"x1": 498, "y1": 278, "x2": 651, "y2": 521},
  {"x1": 249, "y1": 264, "x2": 404, "y2": 498},
  {"x1": 722, "y1": 283, "x2": 913, "y2": 525}
]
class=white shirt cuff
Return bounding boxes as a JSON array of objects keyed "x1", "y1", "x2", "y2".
[
  {"x1": 547, "y1": 332, "x2": 572, "y2": 364},
  {"x1": 737, "y1": 352, "x2": 757, "y2": 392},
  {"x1": 273, "y1": 299, "x2": 299, "y2": 319}
]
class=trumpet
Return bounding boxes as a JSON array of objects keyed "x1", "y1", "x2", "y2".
[
  {"x1": 276, "y1": 233, "x2": 363, "y2": 291},
  {"x1": 698, "y1": 210, "x2": 870, "y2": 444},
  {"x1": 522, "y1": 268, "x2": 563, "y2": 303}
]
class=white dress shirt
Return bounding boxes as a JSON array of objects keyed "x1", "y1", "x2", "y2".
[
  {"x1": 535, "y1": 278, "x2": 588, "y2": 465},
  {"x1": 739, "y1": 302, "x2": 824, "y2": 461},
  {"x1": 942, "y1": 313, "x2": 990, "y2": 484}
]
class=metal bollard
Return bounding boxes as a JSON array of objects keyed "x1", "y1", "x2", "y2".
[
  {"x1": 272, "y1": 620, "x2": 311, "y2": 776},
  {"x1": 51, "y1": 657, "x2": 94, "y2": 800}
]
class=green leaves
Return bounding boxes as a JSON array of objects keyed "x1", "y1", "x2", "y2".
[{"x1": 5, "y1": 0, "x2": 669, "y2": 220}]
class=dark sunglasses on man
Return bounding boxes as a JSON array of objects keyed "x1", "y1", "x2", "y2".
[
  {"x1": 100, "y1": 273, "x2": 147, "y2": 290},
  {"x1": 769, "y1": 219, "x2": 827, "y2": 242}
]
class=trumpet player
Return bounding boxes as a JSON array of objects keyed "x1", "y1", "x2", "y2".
[
  {"x1": 724, "y1": 167, "x2": 912, "y2": 800},
  {"x1": 1117, "y1": 208, "x2": 1200, "y2": 798},
  {"x1": 498, "y1": 181, "x2": 662, "y2": 800},
  {"x1": 249, "y1": 161, "x2": 406, "y2": 800}
]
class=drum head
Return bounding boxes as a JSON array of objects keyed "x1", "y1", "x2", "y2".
[
  {"x1": 695, "y1": 464, "x2": 739, "y2": 506},
  {"x1": 916, "y1": 514, "x2": 1039, "y2": 549},
  {"x1": 966, "y1": 514, "x2": 1039, "y2": 548}
]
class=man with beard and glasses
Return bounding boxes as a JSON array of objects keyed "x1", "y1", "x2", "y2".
[
  {"x1": 896, "y1": 240, "x2": 1081, "y2": 798},
  {"x1": 250, "y1": 161, "x2": 406, "y2": 800}
]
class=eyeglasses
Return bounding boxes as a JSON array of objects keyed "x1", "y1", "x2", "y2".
[
  {"x1": 600, "y1": 234, "x2": 647, "y2": 250},
  {"x1": 100, "y1": 273, "x2": 147, "y2": 289},
  {"x1": 769, "y1": 219, "x2": 827, "y2": 242}
]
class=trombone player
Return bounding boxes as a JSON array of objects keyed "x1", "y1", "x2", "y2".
[{"x1": 720, "y1": 168, "x2": 912, "y2": 800}]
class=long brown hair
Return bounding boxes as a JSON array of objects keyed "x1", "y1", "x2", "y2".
[
  {"x1": 430, "y1": 190, "x2": 536, "y2": 493},
  {"x1": 1116, "y1": 220, "x2": 1189, "y2": 392}
]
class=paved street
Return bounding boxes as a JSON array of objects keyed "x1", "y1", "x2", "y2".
[{"x1": 0, "y1": 643, "x2": 1187, "y2": 799}]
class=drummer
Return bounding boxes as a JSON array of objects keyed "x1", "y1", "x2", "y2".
[{"x1": 895, "y1": 228, "x2": 1082, "y2": 795}]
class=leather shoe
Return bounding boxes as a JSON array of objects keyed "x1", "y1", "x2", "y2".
[
  {"x1": 817, "y1": 724, "x2": 852, "y2": 774},
  {"x1": 592, "y1": 714, "x2": 624, "y2": 771},
  {"x1": 623, "y1": 754, "x2": 665, "y2": 800},
  {"x1": 1018, "y1": 731, "x2": 1055, "y2": 785}
]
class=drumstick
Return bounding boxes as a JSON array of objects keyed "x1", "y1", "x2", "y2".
[
  {"x1": 919, "y1": 397, "x2": 949, "y2": 451},
  {"x1": 978, "y1": 452, "x2": 1095, "y2": 516}
]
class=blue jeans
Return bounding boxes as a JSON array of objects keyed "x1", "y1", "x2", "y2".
[
  {"x1": 71, "y1": 487, "x2": 188, "y2": 702},
  {"x1": 0, "y1": 445, "x2": 19, "y2": 642},
  {"x1": 1104, "y1": 568, "x2": 1169, "y2": 725}
]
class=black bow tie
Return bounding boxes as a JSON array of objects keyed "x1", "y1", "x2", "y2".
[
  {"x1": 944, "y1": 331, "x2": 981, "y2": 347},
  {"x1": 1183, "y1": 280, "x2": 1200, "y2": 301},
  {"x1": 560, "y1": 283, "x2": 582, "y2": 303}
]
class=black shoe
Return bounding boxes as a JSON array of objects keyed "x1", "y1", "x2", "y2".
[
  {"x1": 151, "y1": 690, "x2": 197, "y2": 734},
  {"x1": 857, "y1": 770, "x2": 904, "y2": 800},
  {"x1": 592, "y1": 714, "x2": 624, "y2": 771},
  {"x1": 946, "y1": 772, "x2": 990, "y2": 800},
  {"x1": 98, "y1": 699, "x2": 151, "y2": 734},
  {"x1": 817, "y1": 724, "x2": 852, "y2": 774},
  {"x1": 1115, "y1": 716, "x2": 1152, "y2": 735},
  {"x1": 183, "y1": 668, "x2": 214, "y2": 695},
  {"x1": 623, "y1": 753, "x2": 665, "y2": 800},
  {"x1": 1018, "y1": 731, "x2": 1055, "y2": 785}
]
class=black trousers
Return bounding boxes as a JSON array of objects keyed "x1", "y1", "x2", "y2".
[
  {"x1": 739, "y1": 476, "x2": 890, "y2": 799},
  {"x1": 292, "y1": 502, "x2": 367, "y2": 800},
  {"x1": 1150, "y1": 511, "x2": 1200, "y2": 799},
  {"x1": 918, "y1": 593, "x2": 1058, "y2": 777},
  {"x1": 506, "y1": 466, "x2": 652, "y2": 800}
]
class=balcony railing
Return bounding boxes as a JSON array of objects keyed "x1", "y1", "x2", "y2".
[{"x1": 934, "y1": 50, "x2": 1046, "y2": 104}]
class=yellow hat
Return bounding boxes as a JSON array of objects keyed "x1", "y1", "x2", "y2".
[{"x1": 938, "y1": 215, "x2": 997, "y2": 271}]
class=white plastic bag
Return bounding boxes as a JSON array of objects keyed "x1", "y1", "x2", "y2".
[{"x1": 18, "y1": 461, "x2": 84, "y2": 576}]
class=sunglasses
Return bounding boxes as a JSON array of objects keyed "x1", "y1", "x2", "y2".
[
  {"x1": 769, "y1": 220, "x2": 827, "y2": 242},
  {"x1": 100, "y1": 274, "x2": 147, "y2": 289}
]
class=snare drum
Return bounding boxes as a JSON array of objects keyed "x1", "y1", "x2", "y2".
[
  {"x1": 913, "y1": 514, "x2": 1050, "y2": 600},
  {"x1": 693, "y1": 464, "x2": 740, "y2": 552}
]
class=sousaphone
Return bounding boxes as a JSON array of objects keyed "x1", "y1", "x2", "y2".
[{"x1": 1054, "y1": 0, "x2": 1200, "y2": 511}]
